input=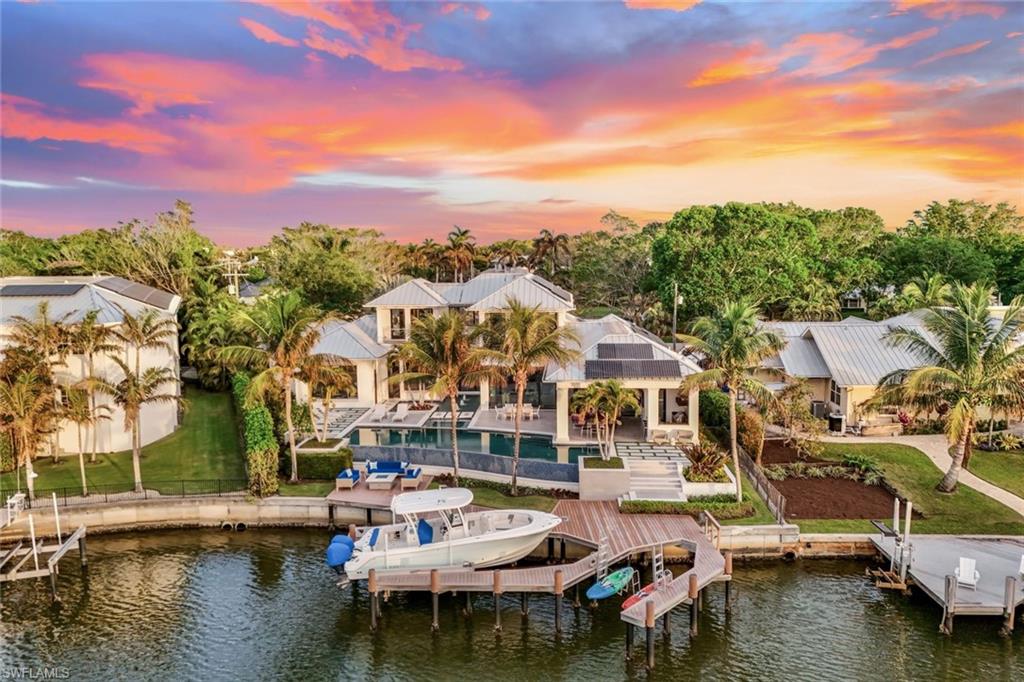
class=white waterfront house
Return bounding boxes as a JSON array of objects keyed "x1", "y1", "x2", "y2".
[
  {"x1": 298, "y1": 268, "x2": 701, "y2": 445},
  {"x1": 0, "y1": 276, "x2": 182, "y2": 453}
]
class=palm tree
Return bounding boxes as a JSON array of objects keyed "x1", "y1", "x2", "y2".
[
  {"x1": 481, "y1": 299, "x2": 579, "y2": 494},
  {"x1": 7, "y1": 302, "x2": 73, "y2": 462},
  {"x1": 105, "y1": 357, "x2": 180, "y2": 493},
  {"x1": 902, "y1": 271, "x2": 952, "y2": 309},
  {"x1": 71, "y1": 310, "x2": 118, "y2": 463},
  {"x1": 220, "y1": 291, "x2": 330, "y2": 482},
  {"x1": 679, "y1": 300, "x2": 785, "y2": 501},
  {"x1": 530, "y1": 229, "x2": 570, "y2": 277},
  {"x1": 299, "y1": 355, "x2": 356, "y2": 442},
  {"x1": 391, "y1": 311, "x2": 494, "y2": 485},
  {"x1": 420, "y1": 238, "x2": 443, "y2": 281},
  {"x1": 445, "y1": 225, "x2": 476, "y2": 282},
  {"x1": 115, "y1": 306, "x2": 177, "y2": 377},
  {"x1": 877, "y1": 284, "x2": 1024, "y2": 492},
  {"x1": 61, "y1": 386, "x2": 110, "y2": 496},
  {"x1": 0, "y1": 371, "x2": 58, "y2": 500},
  {"x1": 570, "y1": 380, "x2": 640, "y2": 461}
]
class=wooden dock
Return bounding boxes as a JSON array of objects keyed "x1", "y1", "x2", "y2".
[
  {"x1": 872, "y1": 535, "x2": 1024, "y2": 634},
  {"x1": 371, "y1": 500, "x2": 726, "y2": 597}
]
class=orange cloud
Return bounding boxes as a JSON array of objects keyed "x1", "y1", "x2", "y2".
[
  {"x1": 916, "y1": 39, "x2": 991, "y2": 66},
  {"x1": 440, "y1": 3, "x2": 491, "y2": 21},
  {"x1": 691, "y1": 27, "x2": 938, "y2": 86},
  {"x1": 890, "y1": 1, "x2": 1006, "y2": 20},
  {"x1": 239, "y1": 17, "x2": 298, "y2": 47},
  {"x1": 251, "y1": 0, "x2": 463, "y2": 72},
  {"x1": 624, "y1": 0, "x2": 701, "y2": 10}
]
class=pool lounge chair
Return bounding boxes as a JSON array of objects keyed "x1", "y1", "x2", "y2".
[
  {"x1": 335, "y1": 468, "x2": 361, "y2": 491},
  {"x1": 389, "y1": 403, "x2": 410, "y2": 423},
  {"x1": 365, "y1": 405, "x2": 387, "y2": 422},
  {"x1": 954, "y1": 557, "x2": 979, "y2": 590}
]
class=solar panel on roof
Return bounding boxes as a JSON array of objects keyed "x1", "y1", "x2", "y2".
[
  {"x1": 0, "y1": 284, "x2": 85, "y2": 297},
  {"x1": 95, "y1": 276, "x2": 176, "y2": 310},
  {"x1": 584, "y1": 359, "x2": 681, "y2": 379},
  {"x1": 596, "y1": 343, "x2": 654, "y2": 360}
]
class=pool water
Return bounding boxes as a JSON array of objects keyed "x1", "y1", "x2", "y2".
[
  {"x1": 3, "y1": 528, "x2": 1020, "y2": 681},
  {"x1": 348, "y1": 425, "x2": 597, "y2": 463}
]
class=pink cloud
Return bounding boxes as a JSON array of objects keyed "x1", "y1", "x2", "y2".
[
  {"x1": 915, "y1": 39, "x2": 991, "y2": 66},
  {"x1": 239, "y1": 17, "x2": 299, "y2": 47},
  {"x1": 624, "y1": 0, "x2": 701, "y2": 11},
  {"x1": 440, "y1": 3, "x2": 491, "y2": 21},
  {"x1": 889, "y1": 1, "x2": 1006, "y2": 20}
]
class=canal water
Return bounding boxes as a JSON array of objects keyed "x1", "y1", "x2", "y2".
[{"x1": 2, "y1": 529, "x2": 1020, "y2": 681}]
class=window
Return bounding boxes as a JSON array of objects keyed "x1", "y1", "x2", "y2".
[
  {"x1": 390, "y1": 309, "x2": 406, "y2": 340},
  {"x1": 829, "y1": 380, "x2": 842, "y2": 407}
]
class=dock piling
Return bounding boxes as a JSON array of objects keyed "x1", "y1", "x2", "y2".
[
  {"x1": 941, "y1": 574, "x2": 956, "y2": 635},
  {"x1": 521, "y1": 592, "x2": 529, "y2": 617},
  {"x1": 464, "y1": 590, "x2": 473, "y2": 616},
  {"x1": 547, "y1": 537, "x2": 555, "y2": 564},
  {"x1": 78, "y1": 533, "x2": 87, "y2": 569},
  {"x1": 430, "y1": 569, "x2": 440, "y2": 632},
  {"x1": 1002, "y1": 576, "x2": 1017, "y2": 636},
  {"x1": 368, "y1": 569, "x2": 379, "y2": 632},
  {"x1": 724, "y1": 551, "x2": 733, "y2": 612},
  {"x1": 554, "y1": 570, "x2": 564, "y2": 633},
  {"x1": 625, "y1": 624, "x2": 634, "y2": 658},
  {"x1": 493, "y1": 570, "x2": 503, "y2": 632},
  {"x1": 645, "y1": 601, "x2": 656, "y2": 669},
  {"x1": 688, "y1": 573, "x2": 699, "y2": 636}
]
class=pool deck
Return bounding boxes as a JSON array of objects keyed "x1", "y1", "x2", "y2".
[
  {"x1": 367, "y1": 500, "x2": 728, "y2": 625},
  {"x1": 872, "y1": 535, "x2": 1024, "y2": 629}
]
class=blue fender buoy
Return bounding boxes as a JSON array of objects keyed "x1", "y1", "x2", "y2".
[
  {"x1": 331, "y1": 534, "x2": 355, "y2": 548},
  {"x1": 326, "y1": 542, "x2": 353, "y2": 569}
]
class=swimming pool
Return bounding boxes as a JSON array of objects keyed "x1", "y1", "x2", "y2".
[{"x1": 347, "y1": 425, "x2": 597, "y2": 463}]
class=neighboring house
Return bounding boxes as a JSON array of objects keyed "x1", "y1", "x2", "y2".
[
  {"x1": 237, "y1": 277, "x2": 273, "y2": 305},
  {"x1": 0, "y1": 276, "x2": 182, "y2": 454},
  {"x1": 298, "y1": 267, "x2": 701, "y2": 444},
  {"x1": 761, "y1": 310, "x2": 1017, "y2": 428}
]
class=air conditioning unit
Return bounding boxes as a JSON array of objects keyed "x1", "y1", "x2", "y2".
[{"x1": 810, "y1": 401, "x2": 828, "y2": 419}]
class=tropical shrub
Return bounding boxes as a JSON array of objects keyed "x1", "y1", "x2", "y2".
[
  {"x1": 0, "y1": 433, "x2": 13, "y2": 473},
  {"x1": 698, "y1": 389, "x2": 730, "y2": 429},
  {"x1": 736, "y1": 409, "x2": 765, "y2": 462},
  {"x1": 841, "y1": 452, "x2": 880, "y2": 473},
  {"x1": 232, "y1": 373, "x2": 280, "y2": 497},
  {"x1": 685, "y1": 440, "x2": 729, "y2": 482},
  {"x1": 997, "y1": 433, "x2": 1022, "y2": 451}
]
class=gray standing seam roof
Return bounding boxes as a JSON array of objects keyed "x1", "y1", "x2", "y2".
[{"x1": 807, "y1": 325, "x2": 924, "y2": 386}]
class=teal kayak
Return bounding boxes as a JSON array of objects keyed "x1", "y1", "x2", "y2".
[{"x1": 586, "y1": 567, "x2": 635, "y2": 601}]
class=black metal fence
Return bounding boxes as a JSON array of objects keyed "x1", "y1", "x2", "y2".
[
  {"x1": 6, "y1": 479, "x2": 248, "y2": 509},
  {"x1": 736, "y1": 446, "x2": 787, "y2": 524}
]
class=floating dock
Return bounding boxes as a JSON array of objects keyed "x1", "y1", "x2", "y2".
[{"x1": 873, "y1": 534, "x2": 1023, "y2": 634}]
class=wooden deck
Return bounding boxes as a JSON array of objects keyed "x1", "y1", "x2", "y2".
[
  {"x1": 325, "y1": 475, "x2": 434, "y2": 511},
  {"x1": 873, "y1": 535, "x2": 1024, "y2": 617},
  {"x1": 372, "y1": 500, "x2": 727, "y2": 619}
]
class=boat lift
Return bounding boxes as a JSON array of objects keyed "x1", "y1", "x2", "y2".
[
  {"x1": 868, "y1": 498, "x2": 914, "y2": 591},
  {"x1": 0, "y1": 492, "x2": 88, "y2": 603}
]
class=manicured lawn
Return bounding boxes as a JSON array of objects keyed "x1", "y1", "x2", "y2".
[
  {"x1": 0, "y1": 387, "x2": 245, "y2": 496},
  {"x1": 810, "y1": 442, "x2": 1024, "y2": 535},
  {"x1": 969, "y1": 450, "x2": 1024, "y2": 499},
  {"x1": 278, "y1": 480, "x2": 335, "y2": 497}
]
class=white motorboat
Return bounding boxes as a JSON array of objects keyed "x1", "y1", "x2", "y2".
[{"x1": 329, "y1": 488, "x2": 562, "y2": 580}]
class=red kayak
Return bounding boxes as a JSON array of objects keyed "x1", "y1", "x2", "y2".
[{"x1": 621, "y1": 582, "x2": 657, "y2": 610}]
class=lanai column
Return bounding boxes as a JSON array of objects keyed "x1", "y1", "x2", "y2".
[
  {"x1": 554, "y1": 386, "x2": 570, "y2": 444},
  {"x1": 644, "y1": 387, "x2": 659, "y2": 441},
  {"x1": 403, "y1": 308, "x2": 412, "y2": 340},
  {"x1": 479, "y1": 377, "x2": 490, "y2": 410},
  {"x1": 687, "y1": 388, "x2": 699, "y2": 443}
]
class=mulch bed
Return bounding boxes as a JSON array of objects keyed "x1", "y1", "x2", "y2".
[
  {"x1": 760, "y1": 438, "x2": 829, "y2": 465},
  {"x1": 774, "y1": 477, "x2": 897, "y2": 519},
  {"x1": 762, "y1": 438, "x2": 897, "y2": 519}
]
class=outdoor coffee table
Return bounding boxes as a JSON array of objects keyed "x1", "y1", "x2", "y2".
[{"x1": 366, "y1": 472, "x2": 399, "y2": 490}]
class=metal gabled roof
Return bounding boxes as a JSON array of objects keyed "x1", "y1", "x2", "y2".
[
  {"x1": 0, "y1": 276, "x2": 177, "y2": 326},
  {"x1": 312, "y1": 313, "x2": 389, "y2": 360},
  {"x1": 544, "y1": 315, "x2": 699, "y2": 382},
  {"x1": 805, "y1": 325, "x2": 925, "y2": 387},
  {"x1": 467, "y1": 274, "x2": 573, "y2": 312},
  {"x1": 365, "y1": 279, "x2": 448, "y2": 308},
  {"x1": 776, "y1": 336, "x2": 831, "y2": 378}
]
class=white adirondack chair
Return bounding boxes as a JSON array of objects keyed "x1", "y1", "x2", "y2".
[{"x1": 954, "y1": 557, "x2": 980, "y2": 590}]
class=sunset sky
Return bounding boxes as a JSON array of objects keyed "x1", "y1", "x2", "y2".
[{"x1": 1, "y1": 1, "x2": 1022, "y2": 245}]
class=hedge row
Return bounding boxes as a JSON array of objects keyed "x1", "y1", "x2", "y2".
[
  {"x1": 284, "y1": 450, "x2": 354, "y2": 480},
  {"x1": 621, "y1": 494, "x2": 755, "y2": 519},
  {"x1": 232, "y1": 373, "x2": 280, "y2": 497}
]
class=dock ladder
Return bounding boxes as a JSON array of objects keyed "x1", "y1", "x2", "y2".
[{"x1": 596, "y1": 534, "x2": 610, "y2": 580}]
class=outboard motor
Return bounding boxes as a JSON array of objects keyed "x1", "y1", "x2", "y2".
[{"x1": 326, "y1": 534, "x2": 355, "y2": 576}]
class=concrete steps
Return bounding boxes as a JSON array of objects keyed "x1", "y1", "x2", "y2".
[{"x1": 622, "y1": 457, "x2": 686, "y2": 502}]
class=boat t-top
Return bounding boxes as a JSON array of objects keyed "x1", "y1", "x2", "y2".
[{"x1": 328, "y1": 488, "x2": 562, "y2": 580}]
